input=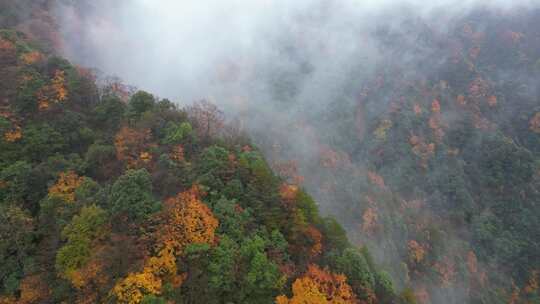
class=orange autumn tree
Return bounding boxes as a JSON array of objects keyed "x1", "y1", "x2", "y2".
[
  {"x1": 114, "y1": 126, "x2": 156, "y2": 169},
  {"x1": 305, "y1": 226, "x2": 323, "y2": 258},
  {"x1": 155, "y1": 186, "x2": 219, "y2": 254},
  {"x1": 18, "y1": 274, "x2": 50, "y2": 304},
  {"x1": 280, "y1": 183, "x2": 299, "y2": 203},
  {"x1": 0, "y1": 296, "x2": 16, "y2": 304},
  {"x1": 48, "y1": 171, "x2": 85, "y2": 203},
  {"x1": 20, "y1": 51, "x2": 44, "y2": 65},
  {"x1": 112, "y1": 246, "x2": 180, "y2": 304},
  {"x1": 3, "y1": 126, "x2": 22, "y2": 142},
  {"x1": 1, "y1": 108, "x2": 22, "y2": 143},
  {"x1": 51, "y1": 69, "x2": 68, "y2": 101},
  {"x1": 276, "y1": 264, "x2": 358, "y2": 304},
  {"x1": 36, "y1": 69, "x2": 69, "y2": 110},
  {"x1": 113, "y1": 271, "x2": 162, "y2": 304},
  {"x1": 0, "y1": 38, "x2": 15, "y2": 51},
  {"x1": 66, "y1": 243, "x2": 117, "y2": 304},
  {"x1": 456, "y1": 94, "x2": 467, "y2": 106},
  {"x1": 113, "y1": 187, "x2": 215, "y2": 303},
  {"x1": 408, "y1": 240, "x2": 427, "y2": 265}
]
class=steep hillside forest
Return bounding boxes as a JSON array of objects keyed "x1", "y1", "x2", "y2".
[
  {"x1": 0, "y1": 2, "x2": 396, "y2": 304},
  {"x1": 0, "y1": 1, "x2": 540, "y2": 304},
  {"x1": 255, "y1": 7, "x2": 540, "y2": 304}
]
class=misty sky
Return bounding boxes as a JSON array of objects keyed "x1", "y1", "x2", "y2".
[{"x1": 57, "y1": 0, "x2": 537, "y2": 104}]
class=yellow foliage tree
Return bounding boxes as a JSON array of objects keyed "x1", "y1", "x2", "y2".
[
  {"x1": 280, "y1": 183, "x2": 299, "y2": 203},
  {"x1": 20, "y1": 51, "x2": 44, "y2": 65},
  {"x1": 67, "y1": 244, "x2": 109, "y2": 290},
  {"x1": 0, "y1": 296, "x2": 16, "y2": 304},
  {"x1": 113, "y1": 272, "x2": 162, "y2": 304},
  {"x1": 408, "y1": 240, "x2": 426, "y2": 264},
  {"x1": 112, "y1": 245, "x2": 185, "y2": 303},
  {"x1": 112, "y1": 187, "x2": 216, "y2": 303},
  {"x1": 155, "y1": 186, "x2": 219, "y2": 254},
  {"x1": 48, "y1": 171, "x2": 84, "y2": 203},
  {"x1": 35, "y1": 69, "x2": 68, "y2": 111},
  {"x1": 276, "y1": 264, "x2": 358, "y2": 304},
  {"x1": 52, "y1": 69, "x2": 68, "y2": 101},
  {"x1": 143, "y1": 246, "x2": 177, "y2": 278},
  {"x1": 114, "y1": 126, "x2": 155, "y2": 169},
  {"x1": 3, "y1": 126, "x2": 22, "y2": 142},
  {"x1": 70, "y1": 259, "x2": 106, "y2": 289}
]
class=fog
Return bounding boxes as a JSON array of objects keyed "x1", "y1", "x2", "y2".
[
  {"x1": 55, "y1": 1, "x2": 539, "y2": 303},
  {"x1": 58, "y1": 0, "x2": 535, "y2": 101}
]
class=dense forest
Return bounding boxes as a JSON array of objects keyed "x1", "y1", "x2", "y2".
[
  {"x1": 255, "y1": 6, "x2": 540, "y2": 304},
  {"x1": 1, "y1": 1, "x2": 540, "y2": 304},
  {"x1": 0, "y1": 3, "x2": 398, "y2": 304}
]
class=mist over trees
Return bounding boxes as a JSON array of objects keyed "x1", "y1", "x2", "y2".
[{"x1": 1, "y1": 0, "x2": 540, "y2": 303}]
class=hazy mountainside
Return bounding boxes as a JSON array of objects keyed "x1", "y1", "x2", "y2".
[
  {"x1": 255, "y1": 7, "x2": 540, "y2": 304},
  {"x1": 1, "y1": 1, "x2": 540, "y2": 304},
  {"x1": 0, "y1": 0, "x2": 60, "y2": 52},
  {"x1": 0, "y1": 28, "x2": 399, "y2": 303}
]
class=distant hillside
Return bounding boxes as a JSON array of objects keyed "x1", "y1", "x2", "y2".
[{"x1": 258, "y1": 7, "x2": 540, "y2": 304}]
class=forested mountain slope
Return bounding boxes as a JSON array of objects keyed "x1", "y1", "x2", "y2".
[
  {"x1": 256, "y1": 7, "x2": 540, "y2": 304},
  {"x1": 0, "y1": 29, "x2": 397, "y2": 304},
  {"x1": 1, "y1": 1, "x2": 540, "y2": 304}
]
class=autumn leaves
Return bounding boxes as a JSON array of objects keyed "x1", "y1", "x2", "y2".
[
  {"x1": 113, "y1": 186, "x2": 218, "y2": 304},
  {"x1": 276, "y1": 264, "x2": 357, "y2": 304},
  {"x1": 0, "y1": 31, "x2": 68, "y2": 144},
  {"x1": 114, "y1": 127, "x2": 156, "y2": 170},
  {"x1": 46, "y1": 169, "x2": 221, "y2": 304}
]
